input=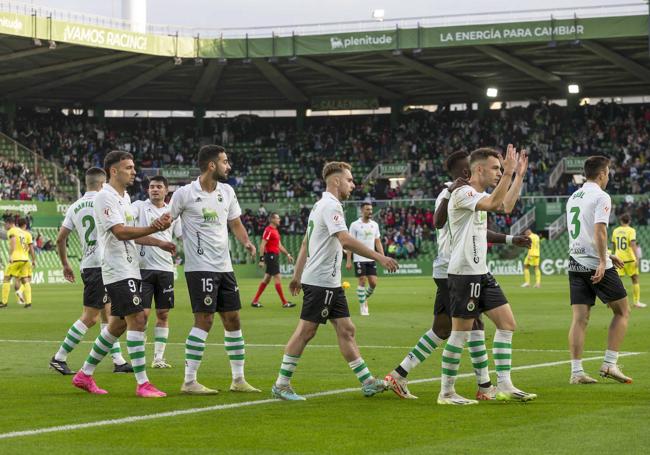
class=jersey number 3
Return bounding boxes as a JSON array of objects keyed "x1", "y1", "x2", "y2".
[{"x1": 569, "y1": 207, "x2": 581, "y2": 240}]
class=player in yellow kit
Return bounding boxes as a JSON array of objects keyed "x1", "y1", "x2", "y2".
[
  {"x1": 611, "y1": 214, "x2": 645, "y2": 309},
  {"x1": 1, "y1": 216, "x2": 35, "y2": 309},
  {"x1": 521, "y1": 228, "x2": 541, "y2": 288}
]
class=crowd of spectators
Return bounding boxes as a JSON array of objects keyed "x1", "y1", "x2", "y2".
[
  {"x1": 0, "y1": 158, "x2": 54, "y2": 201},
  {"x1": 2, "y1": 100, "x2": 649, "y2": 203}
]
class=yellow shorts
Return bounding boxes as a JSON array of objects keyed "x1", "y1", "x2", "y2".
[
  {"x1": 524, "y1": 256, "x2": 540, "y2": 267},
  {"x1": 4, "y1": 261, "x2": 31, "y2": 278},
  {"x1": 617, "y1": 261, "x2": 639, "y2": 277}
]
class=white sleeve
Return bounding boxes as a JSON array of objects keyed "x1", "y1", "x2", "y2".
[
  {"x1": 227, "y1": 187, "x2": 242, "y2": 221},
  {"x1": 94, "y1": 193, "x2": 124, "y2": 231},
  {"x1": 169, "y1": 187, "x2": 184, "y2": 220},
  {"x1": 373, "y1": 222, "x2": 381, "y2": 239},
  {"x1": 594, "y1": 194, "x2": 611, "y2": 225},
  {"x1": 131, "y1": 201, "x2": 144, "y2": 227},
  {"x1": 172, "y1": 218, "x2": 182, "y2": 239},
  {"x1": 453, "y1": 187, "x2": 488, "y2": 212},
  {"x1": 323, "y1": 203, "x2": 348, "y2": 236},
  {"x1": 61, "y1": 205, "x2": 75, "y2": 231}
]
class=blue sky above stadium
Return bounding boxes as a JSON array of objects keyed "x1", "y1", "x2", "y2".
[{"x1": 23, "y1": 0, "x2": 641, "y2": 29}]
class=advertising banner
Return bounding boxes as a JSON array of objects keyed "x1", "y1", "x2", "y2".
[{"x1": 1, "y1": 12, "x2": 646, "y2": 59}]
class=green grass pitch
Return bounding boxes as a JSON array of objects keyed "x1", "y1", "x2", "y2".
[{"x1": 0, "y1": 274, "x2": 648, "y2": 454}]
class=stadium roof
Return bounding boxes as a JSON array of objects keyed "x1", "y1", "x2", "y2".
[{"x1": 0, "y1": 9, "x2": 649, "y2": 110}]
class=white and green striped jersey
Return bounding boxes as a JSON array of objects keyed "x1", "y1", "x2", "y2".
[{"x1": 61, "y1": 191, "x2": 101, "y2": 272}]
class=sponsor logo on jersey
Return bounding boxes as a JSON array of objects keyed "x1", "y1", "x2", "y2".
[{"x1": 202, "y1": 208, "x2": 219, "y2": 222}]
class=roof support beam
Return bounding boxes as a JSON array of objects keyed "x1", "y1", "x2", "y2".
[
  {"x1": 252, "y1": 59, "x2": 308, "y2": 103},
  {"x1": 4, "y1": 55, "x2": 151, "y2": 100},
  {"x1": 190, "y1": 60, "x2": 224, "y2": 105},
  {"x1": 384, "y1": 53, "x2": 484, "y2": 97},
  {"x1": 475, "y1": 45, "x2": 564, "y2": 88},
  {"x1": 0, "y1": 43, "x2": 72, "y2": 62},
  {"x1": 94, "y1": 60, "x2": 175, "y2": 103},
  {"x1": 581, "y1": 40, "x2": 650, "y2": 83},
  {"x1": 0, "y1": 53, "x2": 124, "y2": 84},
  {"x1": 296, "y1": 57, "x2": 401, "y2": 101}
]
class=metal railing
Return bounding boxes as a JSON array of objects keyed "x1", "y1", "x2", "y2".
[
  {"x1": 548, "y1": 214, "x2": 567, "y2": 240},
  {"x1": 0, "y1": 132, "x2": 80, "y2": 201},
  {"x1": 509, "y1": 208, "x2": 536, "y2": 235},
  {"x1": 548, "y1": 157, "x2": 566, "y2": 189},
  {"x1": 0, "y1": 1, "x2": 646, "y2": 39}
]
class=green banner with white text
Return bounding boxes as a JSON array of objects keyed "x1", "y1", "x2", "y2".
[{"x1": 0, "y1": 12, "x2": 646, "y2": 58}]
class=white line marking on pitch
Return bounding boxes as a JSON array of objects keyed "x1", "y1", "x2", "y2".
[
  {"x1": 0, "y1": 352, "x2": 641, "y2": 441},
  {"x1": 0, "y1": 339, "x2": 635, "y2": 354}
]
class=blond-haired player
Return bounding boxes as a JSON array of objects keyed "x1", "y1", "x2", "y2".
[
  {"x1": 521, "y1": 228, "x2": 541, "y2": 288},
  {"x1": 611, "y1": 213, "x2": 645, "y2": 309}
]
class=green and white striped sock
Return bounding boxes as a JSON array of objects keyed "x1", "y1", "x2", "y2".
[
  {"x1": 81, "y1": 327, "x2": 117, "y2": 376},
  {"x1": 225, "y1": 330, "x2": 245, "y2": 379},
  {"x1": 441, "y1": 331, "x2": 468, "y2": 395},
  {"x1": 494, "y1": 329, "x2": 513, "y2": 387},
  {"x1": 468, "y1": 330, "x2": 491, "y2": 386},
  {"x1": 126, "y1": 331, "x2": 148, "y2": 385},
  {"x1": 102, "y1": 323, "x2": 127, "y2": 365},
  {"x1": 349, "y1": 357, "x2": 373, "y2": 385},
  {"x1": 185, "y1": 327, "x2": 207, "y2": 384},
  {"x1": 55, "y1": 319, "x2": 88, "y2": 361},
  {"x1": 276, "y1": 353, "x2": 300, "y2": 387},
  {"x1": 399, "y1": 328, "x2": 443, "y2": 374},
  {"x1": 356, "y1": 286, "x2": 366, "y2": 305},
  {"x1": 154, "y1": 326, "x2": 169, "y2": 361},
  {"x1": 365, "y1": 286, "x2": 375, "y2": 298}
]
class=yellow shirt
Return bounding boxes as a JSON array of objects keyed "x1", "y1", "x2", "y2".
[
  {"x1": 612, "y1": 226, "x2": 636, "y2": 262},
  {"x1": 7, "y1": 227, "x2": 31, "y2": 262},
  {"x1": 527, "y1": 233, "x2": 540, "y2": 257}
]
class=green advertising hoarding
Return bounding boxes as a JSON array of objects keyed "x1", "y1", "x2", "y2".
[
  {"x1": 0, "y1": 201, "x2": 65, "y2": 227},
  {"x1": 0, "y1": 12, "x2": 646, "y2": 59}
]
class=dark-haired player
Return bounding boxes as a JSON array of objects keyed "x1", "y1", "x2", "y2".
[
  {"x1": 72, "y1": 151, "x2": 175, "y2": 397},
  {"x1": 346, "y1": 202, "x2": 382, "y2": 316},
  {"x1": 567, "y1": 156, "x2": 631, "y2": 384},
  {"x1": 251, "y1": 212, "x2": 295, "y2": 309},
  {"x1": 170, "y1": 145, "x2": 260, "y2": 394},
  {"x1": 50, "y1": 168, "x2": 133, "y2": 375},
  {"x1": 133, "y1": 175, "x2": 183, "y2": 369}
]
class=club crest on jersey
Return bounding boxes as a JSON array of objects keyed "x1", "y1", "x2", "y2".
[
  {"x1": 321, "y1": 308, "x2": 330, "y2": 318},
  {"x1": 204, "y1": 296, "x2": 213, "y2": 305},
  {"x1": 202, "y1": 208, "x2": 219, "y2": 222},
  {"x1": 467, "y1": 301, "x2": 475, "y2": 311},
  {"x1": 133, "y1": 296, "x2": 141, "y2": 306},
  {"x1": 217, "y1": 192, "x2": 223, "y2": 202},
  {"x1": 102, "y1": 294, "x2": 109, "y2": 304}
]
